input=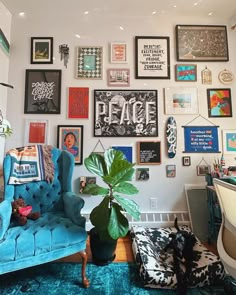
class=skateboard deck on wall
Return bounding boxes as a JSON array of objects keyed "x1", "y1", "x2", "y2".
[{"x1": 166, "y1": 116, "x2": 177, "y2": 158}]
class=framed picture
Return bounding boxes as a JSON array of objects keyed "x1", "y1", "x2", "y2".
[
  {"x1": 182, "y1": 156, "x2": 191, "y2": 166},
  {"x1": 57, "y1": 125, "x2": 83, "y2": 165},
  {"x1": 68, "y1": 87, "x2": 89, "y2": 119},
  {"x1": 0, "y1": 28, "x2": 10, "y2": 55},
  {"x1": 107, "y1": 69, "x2": 130, "y2": 87},
  {"x1": 136, "y1": 168, "x2": 150, "y2": 181},
  {"x1": 94, "y1": 89, "x2": 158, "y2": 137},
  {"x1": 222, "y1": 129, "x2": 236, "y2": 154},
  {"x1": 24, "y1": 119, "x2": 48, "y2": 145},
  {"x1": 137, "y1": 141, "x2": 161, "y2": 165},
  {"x1": 197, "y1": 165, "x2": 211, "y2": 176},
  {"x1": 166, "y1": 165, "x2": 176, "y2": 178},
  {"x1": 31, "y1": 37, "x2": 53, "y2": 64},
  {"x1": 79, "y1": 176, "x2": 96, "y2": 193},
  {"x1": 135, "y1": 36, "x2": 170, "y2": 79},
  {"x1": 164, "y1": 87, "x2": 198, "y2": 115},
  {"x1": 176, "y1": 25, "x2": 229, "y2": 62},
  {"x1": 110, "y1": 42, "x2": 127, "y2": 63},
  {"x1": 75, "y1": 46, "x2": 103, "y2": 79},
  {"x1": 207, "y1": 88, "x2": 232, "y2": 118},
  {"x1": 24, "y1": 69, "x2": 61, "y2": 114},
  {"x1": 175, "y1": 64, "x2": 197, "y2": 81},
  {"x1": 112, "y1": 145, "x2": 133, "y2": 163}
]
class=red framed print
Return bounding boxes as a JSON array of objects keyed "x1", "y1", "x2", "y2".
[
  {"x1": 68, "y1": 87, "x2": 89, "y2": 119},
  {"x1": 110, "y1": 42, "x2": 127, "y2": 63},
  {"x1": 207, "y1": 88, "x2": 232, "y2": 118},
  {"x1": 24, "y1": 119, "x2": 48, "y2": 145}
]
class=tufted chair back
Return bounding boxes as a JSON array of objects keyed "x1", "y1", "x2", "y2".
[{"x1": 3, "y1": 146, "x2": 74, "y2": 214}]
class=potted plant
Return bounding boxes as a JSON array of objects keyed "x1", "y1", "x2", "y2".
[{"x1": 82, "y1": 148, "x2": 140, "y2": 265}]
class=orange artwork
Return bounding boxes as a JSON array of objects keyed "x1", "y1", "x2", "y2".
[{"x1": 29, "y1": 122, "x2": 46, "y2": 144}]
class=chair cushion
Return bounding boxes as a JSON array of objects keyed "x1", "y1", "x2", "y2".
[{"x1": 130, "y1": 225, "x2": 225, "y2": 289}]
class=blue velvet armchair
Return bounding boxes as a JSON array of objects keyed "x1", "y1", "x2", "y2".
[{"x1": 0, "y1": 145, "x2": 89, "y2": 288}]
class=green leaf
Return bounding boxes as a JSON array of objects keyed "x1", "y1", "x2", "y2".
[
  {"x1": 104, "y1": 148, "x2": 124, "y2": 174},
  {"x1": 82, "y1": 183, "x2": 109, "y2": 195},
  {"x1": 90, "y1": 197, "x2": 110, "y2": 232},
  {"x1": 108, "y1": 203, "x2": 129, "y2": 240},
  {"x1": 114, "y1": 182, "x2": 139, "y2": 195},
  {"x1": 84, "y1": 153, "x2": 107, "y2": 177},
  {"x1": 104, "y1": 164, "x2": 135, "y2": 186},
  {"x1": 113, "y1": 194, "x2": 140, "y2": 221}
]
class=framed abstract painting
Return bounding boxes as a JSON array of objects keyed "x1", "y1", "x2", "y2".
[{"x1": 207, "y1": 88, "x2": 232, "y2": 118}]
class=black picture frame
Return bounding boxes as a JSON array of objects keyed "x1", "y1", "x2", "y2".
[
  {"x1": 24, "y1": 69, "x2": 61, "y2": 114},
  {"x1": 182, "y1": 156, "x2": 191, "y2": 166},
  {"x1": 207, "y1": 88, "x2": 232, "y2": 118},
  {"x1": 175, "y1": 25, "x2": 229, "y2": 62},
  {"x1": 31, "y1": 37, "x2": 53, "y2": 64},
  {"x1": 94, "y1": 89, "x2": 158, "y2": 137},
  {"x1": 135, "y1": 36, "x2": 170, "y2": 79}
]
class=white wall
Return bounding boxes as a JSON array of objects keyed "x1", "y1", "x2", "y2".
[{"x1": 3, "y1": 8, "x2": 236, "y2": 213}]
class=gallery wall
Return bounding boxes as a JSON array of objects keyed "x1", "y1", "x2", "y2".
[{"x1": 3, "y1": 4, "x2": 236, "y2": 214}]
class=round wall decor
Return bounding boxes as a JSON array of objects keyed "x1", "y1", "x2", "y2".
[{"x1": 218, "y1": 69, "x2": 234, "y2": 84}]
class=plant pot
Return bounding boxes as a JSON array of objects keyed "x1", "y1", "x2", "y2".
[{"x1": 89, "y1": 227, "x2": 117, "y2": 266}]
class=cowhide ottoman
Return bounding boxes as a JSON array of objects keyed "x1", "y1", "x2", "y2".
[{"x1": 130, "y1": 225, "x2": 225, "y2": 289}]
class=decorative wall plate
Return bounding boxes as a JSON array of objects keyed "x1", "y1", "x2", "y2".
[{"x1": 218, "y1": 69, "x2": 234, "y2": 85}]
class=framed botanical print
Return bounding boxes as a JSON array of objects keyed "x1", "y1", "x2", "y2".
[
  {"x1": 207, "y1": 88, "x2": 232, "y2": 118},
  {"x1": 24, "y1": 119, "x2": 48, "y2": 145},
  {"x1": 68, "y1": 87, "x2": 89, "y2": 119},
  {"x1": 57, "y1": 125, "x2": 83, "y2": 165},
  {"x1": 110, "y1": 42, "x2": 127, "y2": 63},
  {"x1": 31, "y1": 37, "x2": 53, "y2": 64}
]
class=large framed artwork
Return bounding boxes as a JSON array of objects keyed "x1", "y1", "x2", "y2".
[
  {"x1": 207, "y1": 88, "x2": 232, "y2": 118},
  {"x1": 135, "y1": 36, "x2": 170, "y2": 79},
  {"x1": 176, "y1": 25, "x2": 229, "y2": 62},
  {"x1": 68, "y1": 87, "x2": 89, "y2": 119},
  {"x1": 222, "y1": 129, "x2": 236, "y2": 154},
  {"x1": 94, "y1": 89, "x2": 158, "y2": 137},
  {"x1": 57, "y1": 125, "x2": 83, "y2": 165},
  {"x1": 24, "y1": 69, "x2": 61, "y2": 114},
  {"x1": 31, "y1": 37, "x2": 53, "y2": 64}
]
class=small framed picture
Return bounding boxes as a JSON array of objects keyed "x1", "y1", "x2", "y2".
[
  {"x1": 182, "y1": 156, "x2": 191, "y2": 166},
  {"x1": 107, "y1": 69, "x2": 130, "y2": 87},
  {"x1": 166, "y1": 165, "x2": 176, "y2": 178},
  {"x1": 24, "y1": 119, "x2": 48, "y2": 145},
  {"x1": 57, "y1": 125, "x2": 83, "y2": 165},
  {"x1": 196, "y1": 165, "x2": 211, "y2": 176},
  {"x1": 175, "y1": 64, "x2": 197, "y2": 81},
  {"x1": 222, "y1": 129, "x2": 236, "y2": 154},
  {"x1": 31, "y1": 37, "x2": 53, "y2": 64},
  {"x1": 79, "y1": 176, "x2": 96, "y2": 193},
  {"x1": 207, "y1": 88, "x2": 232, "y2": 118},
  {"x1": 136, "y1": 168, "x2": 150, "y2": 181},
  {"x1": 110, "y1": 42, "x2": 127, "y2": 63}
]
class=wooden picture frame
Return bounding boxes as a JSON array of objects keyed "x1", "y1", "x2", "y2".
[
  {"x1": 207, "y1": 88, "x2": 232, "y2": 118},
  {"x1": 197, "y1": 165, "x2": 211, "y2": 176},
  {"x1": 175, "y1": 64, "x2": 197, "y2": 81},
  {"x1": 75, "y1": 46, "x2": 103, "y2": 79},
  {"x1": 107, "y1": 69, "x2": 130, "y2": 87},
  {"x1": 135, "y1": 36, "x2": 170, "y2": 79},
  {"x1": 110, "y1": 42, "x2": 127, "y2": 63},
  {"x1": 24, "y1": 119, "x2": 48, "y2": 145},
  {"x1": 31, "y1": 37, "x2": 53, "y2": 64},
  {"x1": 94, "y1": 89, "x2": 158, "y2": 137},
  {"x1": 24, "y1": 69, "x2": 61, "y2": 114},
  {"x1": 176, "y1": 25, "x2": 229, "y2": 62},
  {"x1": 68, "y1": 87, "x2": 89, "y2": 119},
  {"x1": 182, "y1": 156, "x2": 191, "y2": 166},
  {"x1": 222, "y1": 129, "x2": 236, "y2": 154},
  {"x1": 137, "y1": 141, "x2": 161, "y2": 165},
  {"x1": 57, "y1": 125, "x2": 83, "y2": 165}
]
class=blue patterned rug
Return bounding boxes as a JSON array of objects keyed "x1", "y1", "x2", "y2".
[{"x1": 0, "y1": 262, "x2": 233, "y2": 295}]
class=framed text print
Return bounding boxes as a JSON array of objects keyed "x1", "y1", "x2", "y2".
[
  {"x1": 207, "y1": 88, "x2": 232, "y2": 118},
  {"x1": 68, "y1": 87, "x2": 89, "y2": 119},
  {"x1": 31, "y1": 37, "x2": 53, "y2": 64},
  {"x1": 222, "y1": 129, "x2": 236, "y2": 154},
  {"x1": 137, "y1": 141, "x2": 161, "y2": 165},
  {"x1": 110, "y1": 43, "x2": 127, "y2": 63},
  {"x1": 135, "y1": 36, "x2": 170, "y2": 79}
]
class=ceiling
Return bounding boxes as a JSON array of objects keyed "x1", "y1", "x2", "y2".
[{"x1": 1, "y1": 0, "x2": 236, "y2": 23}]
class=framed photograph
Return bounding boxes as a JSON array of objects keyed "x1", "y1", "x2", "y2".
[
  {"x1": 68, "y1": 87, "x2": 89, "y2": 119},
  {"x1": 182, "y1": 156, "x2": 191, "y2": 166},
  {"x1": 57, "y1": 125, "x2": 83, "y2": 165},
  {"x1": 75, "y1": 46, "x2": 103, "y2": 79},
  {"x1": 207, "y1": 88, "x2": 232, "y2": 118},
  {"x1": 137, "y1": 141, "x2": 161, "y2": 165},
  {"x1": 24, "y1": 119, "x2": 48, "y2": 145},
  {"x1": 176, "y1": 25, "x2": 229, "y2": 62},
  {"x1": 79, "y1": 176, "x2": 96, "y2": 193},
  {"x1": 164, "y1": 87, "x2": 198, "y2": 115},
  {"x1": 107, "y1": 69, "x2": 130, "y2": 87},
  {"x1": 112, "y1": 145, "x2": 133, "y2": 163},
  {"x1": 222, "y1": 130, "x2": 236, "y2": 154},
  {"x1": 197, "y1": 165, "x2": 211, "y2": 176},
  {"x1": 31, "y1": 37, "x2": 53, "y2": 64},
  {"x1": 166, "y1": 165, "x2": 176, "y2": 178},
  {"x1": 175, "y1": 64, "x2": 197, "y2": 81},
  {"x1": 136, "y1": 168, "x2": 150, "y2": 181},
  {"x1": 94, "y1": 89, "x2": 158, "y2": 137},
  {"x1": 135, "y1": 36, "x2": 170, "y2": 79},
  {"x1": 24, "y1": 69, "x2": 61, "y2": 114},
  {"x1": 110, "y1": 42, "x2": 127, "y2": 63}
]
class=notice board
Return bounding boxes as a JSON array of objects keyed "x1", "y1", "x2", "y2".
[{"x1": 137, "y1": 141, "x2": 161, "y2": 164}]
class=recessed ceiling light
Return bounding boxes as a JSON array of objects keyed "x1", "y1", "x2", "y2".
[
  {"x1": 173, "y1": 5, "x2": 177, "y2": 8},
  {"x1": 119, "y1": 26, "x2": 124, "y2": 31},
  {"x1": 75, "y1": 34, "x2": 81, "y2": 38},
  {"x1": 18, "y1": 12, "x2": 25, "y2": 17},
  {"x1": 193, "y1": 2, "x2": 198, "y2": 6},
  {"x1": 84, "y1": 11, "x2": 89, "y2": 15},
  {"x1": 152, "y1": 11, "x2": 157, "y2": 15},
  {"x1": 208, "y1": 12, "x2": 213, "y2": 16}
]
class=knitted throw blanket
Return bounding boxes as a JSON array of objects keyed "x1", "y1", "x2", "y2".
[{"x1": 7, "y1": 145, "x2": 54, "y2": 184}]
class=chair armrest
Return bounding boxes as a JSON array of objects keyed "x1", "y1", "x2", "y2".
[
  {"x1": 0, "y1": 200, "x2": 12, "y2": 240},
  {"x1": 63, "y1": 192, "x2": 86, "y2": 228}
]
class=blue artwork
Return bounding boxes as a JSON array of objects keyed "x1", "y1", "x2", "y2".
[{"x1": 112, "y1": 146, "x2": 133, "y2": 163}]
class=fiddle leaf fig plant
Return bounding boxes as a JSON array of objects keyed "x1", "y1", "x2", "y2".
[{"x1": 83, "y1": 148, "x2": 140, "y2": 240}]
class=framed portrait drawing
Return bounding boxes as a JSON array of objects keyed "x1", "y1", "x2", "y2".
[
  {"x1": 94, "y1": 89, "x2": 158, "y2": 137},
  {"x1": 24, "y1": 119, "x2": 48, "y2": 145},
  {"x1": 222, "y1": 129, "x2": 236, "y2": 154},
  {"x1": 57, "y1": 125, "x2": 83, "y2": 165},
  {"x1": 176, "y1": 25, "x2": 229, "y2": 62},
  {"x1": 137, "y1": 141, "x2": 161, "y2": 165},
  {"x1": 31, "y1": 37, "x2": 53, "y2": 64},
  {"x1": 175, "y1": 64, "x2": 197, "y2": 81},
  {"x1": 207, "y1": 88, "x2": 232, "y2": 118},
  {"x1": 68, "y1": 87, "x2": 89, "y2": 119},
  {"x1": 24, "y1": 69, "x2": 61, "y2": 114},
  {"x1": 164, "y1": 87, "x2": 198, "y2": 115},
  {"x1": 75, "y1": 46, "x2": 103, "y2": 79},
  {"x1": 107, "y1": 69, "x2": 130, "y2": 87},
  {"x1": 110, "y1": 42, "x2": 127, "y2": 63},
  {"x1": 135, "y1": 36, "x2": 170, "y2": 79}
]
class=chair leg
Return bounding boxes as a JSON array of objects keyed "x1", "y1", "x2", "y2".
[{"x1": 78, "y1": 250, "x2": 90, "y2": 288}]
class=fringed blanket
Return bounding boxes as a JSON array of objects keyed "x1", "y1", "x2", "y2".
[{"x1": 7, "y1": 145, "x2": 54, "y2": 184}]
